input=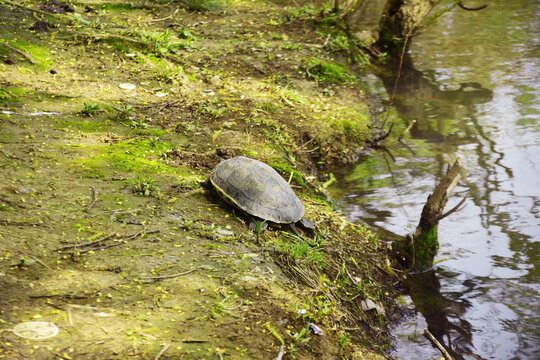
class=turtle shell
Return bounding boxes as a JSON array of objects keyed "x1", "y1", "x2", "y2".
[{"x1": 209, "y1": 156, "x2": 304, "y2": 224}]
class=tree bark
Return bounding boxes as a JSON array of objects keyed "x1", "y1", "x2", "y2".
[
  {"x1": 380, "y1": 0, "x2": 438, "y2": 40},
  {"x1": 394, "y1": 159, "x2": 464, "y2": 271},
  {"x1": 342, "y1": 0, "x2": 439, "y2": 53}
]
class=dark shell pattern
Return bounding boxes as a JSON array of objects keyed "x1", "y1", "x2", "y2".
[{"x1": 209, "y1": 156, "x2": 305, "y2": 224}]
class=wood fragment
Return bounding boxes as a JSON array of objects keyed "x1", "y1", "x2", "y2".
[
  {"x1": 280, "y1": 94, "x2": 295, "y2": 107},
  {"x1": 274, "y1": 345, "x2": 285, "y2": 360},
  {"x1": 67, "y1": 308, "x2": 73, "y2": 326},
  {"x1": 30, "y1": 284, "x2": 121, "y2": 300},
  {"x1": 30, "y1": 293, "x2": 89, "y2": 299},
  {"x1": 55, "y1": 232, "x2": 117, "y2": 251},
  {"x1": 154, "y1": 344, "x2": 170, "y2": 360},
  {"x1": 139, "y1": 266, "x2": 202, "y2": 282},
  {"x1": 0, "y1": 219, "x2": 43, "y2": 226},
  {"x1": 417, "y1": 159, "x2": 463, "y2": 232},
  {"x1": 86, "y1": 186, "x2": 97, "y2": 212},
  {"x1": 398, "y1": 119, "x2": 416, "y2": 141},
  {"x1": 393, "y1": 159, "x2": 465, "y2": 270},
  {"x1": 77, "y1": 240, "x2": 127, "y2": 254},
  {"x1": 424, "y1": 329, "x2": 454, "y2": 360},
  {"x1": 76, "y1": 229, "x2": 158, "y2": 254},
  {"x1": 438, "y1": 195, "x2": 467, "y2": 221}
]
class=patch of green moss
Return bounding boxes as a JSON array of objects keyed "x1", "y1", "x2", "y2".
[
  {"x1": 128, "y1": 128, "x2": 169, "y2": 137},
  {"x1": 394, "y1": 226, "x2": 439, "y2": 271},
  {"x1": 10, "y1": 39, "x2": 52, "y2": 70},
  {"x1": 0, "y1": 87, "x2": 26, "y2": 104},
  {"x1": 304, "y1": 57, "x2": 357, "y2": 84},
  {"x1": 268, "y1": 160, "x2": 306, "y2": 188},
  {"x1": 313, "y1": 104, "x2": 369, "y2": 144},
  {"x1": 0, "y1": 204, "x2": 13, "y2": 211},
  {"x1": 332, "y1": 107, "x2": 369, "y2": 140},
  {"x1": 54, "y1": 118, "x2": 109, "y2": 133},
  {"x1": 106, "y1": 38, "x2": 137, "y2": 53},
  {"x1": 74, "y1": 139, "x2": 177, "y2": 177}
]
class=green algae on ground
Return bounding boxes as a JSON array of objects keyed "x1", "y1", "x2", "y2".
[
  {"x1": 72, "y1": 138, "x2": 178, "y2": 178},
  {"x1": 0, "y1": 1, "x2": 401, "y2": 358}
]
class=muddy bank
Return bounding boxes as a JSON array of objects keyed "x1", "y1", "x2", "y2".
[{"x1": 0, "y1": 1, "x2": 402, "y2": 359}]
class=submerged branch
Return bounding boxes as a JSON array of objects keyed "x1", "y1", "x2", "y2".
[{"x1": 424, "y1": 329, "x2": 454, "y2": 360}]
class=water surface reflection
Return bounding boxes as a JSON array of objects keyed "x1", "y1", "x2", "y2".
[{"x1": 328, "y1": 1, "x2": 540, "y2": 358}]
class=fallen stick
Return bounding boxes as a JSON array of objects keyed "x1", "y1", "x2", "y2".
[
  {"x1": 398, "y1": 119, "x2": 416, "y2": 141},
  {"x1": 29, "y1": 284, "x2": 120, "y2": 300},
  {"x1": 77, "y1": 240, "x2": 127, "y2": 254},
  {"x1": 139, "y1": 266, "x2": 202, "y2": 282},
  {"x1": 86, "y1": 186, "x2": 97, "y2": 212},
  {"x1": 77, "y1": 229, "x2": 158, "y2": 254},
  {"x1": 30, "y1": 293, "x2": 89, "y2": 299},
  {"x1": 55, "y1": 232, "x2": 117, "y2": 251},
  {"x1": 154, "y1": 344, "x2": 170, "y2": 360},
  {"x1": 21, "y1": 253, "x2": 52, "y2": 269},
  {"x1": 0, "y1": 219, "x2": 43, "y2": 226},
  {"x1": 275, "y1": 345, "x2": 285, "y2": 360},
  {"x1": 424, "y1": 329, "x2": 453, "y2": 360}
]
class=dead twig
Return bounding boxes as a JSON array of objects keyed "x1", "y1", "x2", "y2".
[
  {"x1": 76, "y1": 229, "x2": 158, "y2": 255},
  {"x1": 86, "y1": 186, "x2": 97, "y2": 212},
  {"x1": 437, "y1": 195, "x2": 467, "y2": 221},
  {"x1": 30, "y1": 293, "x2": 89, "y2": 299},
  {"x1": 29, "y1": 285, "x2": 120, "y2": 300},
  {"x1": 21, "y1": 253, "x2": 52, "y2": 270},
  {"x1": 274, "y1": 345, "x2": 285, "y2": 360},
  {"x1": 280, "y1": 94, "x2": 295, "y2": 107},
  {"x1": 55, "y1": 232, "x2": 117, "y2": 251},
  {"x1": 382, "y1": 28, "x2": 414, "y2": 128},
  {"x1": 154, "y1": 344, "x2": 170, "y2": 360},
  {"x1": 139, "y1": 266, "x2": 202, "y2": 282},
  {"x1": 398, "y1": 119, "x2": 416, "y2": 141},
  {"x1": 0, "y1": 219, "x2": 43, "y2": 226},
  {"x1": 424, "y1": 329, "x2": 453, "y2": 360},
  {"x1": 367, "y1": 122, "x2": 394, "y2": 147}
]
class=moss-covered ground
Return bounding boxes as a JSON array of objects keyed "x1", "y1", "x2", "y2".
[{"x1": 0, "y1": 1, "x2": 401, "y2": 359}]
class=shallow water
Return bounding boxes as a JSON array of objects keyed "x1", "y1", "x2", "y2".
[{"x1": 327, "y1": 1, "x2": 540, "y2": 359}]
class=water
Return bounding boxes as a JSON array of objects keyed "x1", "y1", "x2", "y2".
[{"x1": 327, "y1": 1, "x2": 540, "y2": 359}]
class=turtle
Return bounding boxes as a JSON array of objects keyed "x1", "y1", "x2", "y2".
[{"x1": 208, "y1": 156, "x2": 314, "y2": 235}]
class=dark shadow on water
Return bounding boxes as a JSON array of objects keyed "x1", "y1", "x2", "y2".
[
  {"x1": 373, "y1": 53, "x2": 493, "y2": 144},
  {"x1": 403, "y1": 270, "x2": 483, "y2": 360}
]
